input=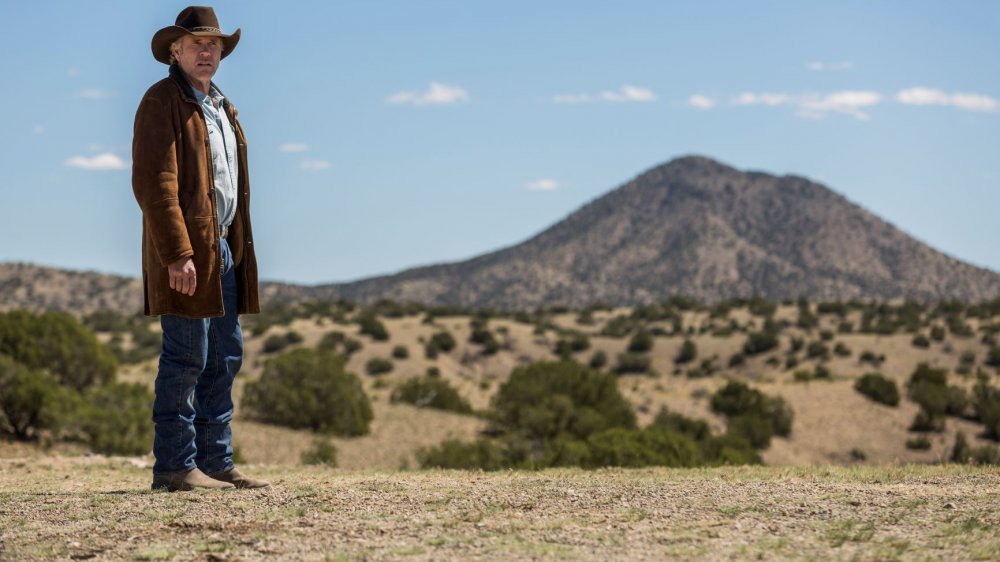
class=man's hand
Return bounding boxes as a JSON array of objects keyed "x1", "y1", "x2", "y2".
[{"x1": 168, "y1": 257, "x2": 197, "y2": 296}]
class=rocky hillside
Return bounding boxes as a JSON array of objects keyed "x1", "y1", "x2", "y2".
[
  {"x1": 295, "y1": 156, "x2": 1000, "y2": 308},
  {"x1": 0, "y1": 262, "x2": 142, "y2": 315}
]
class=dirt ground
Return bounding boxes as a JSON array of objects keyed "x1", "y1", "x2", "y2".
[{"x1": 1, "y1": 458, "x2": 998, "y2": 561}]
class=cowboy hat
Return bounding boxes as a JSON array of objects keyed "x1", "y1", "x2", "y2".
[{"x1": 151, "y1": 6, "x2": 240, "y2": 65}]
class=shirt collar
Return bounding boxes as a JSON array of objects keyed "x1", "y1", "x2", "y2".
[{"x1": 192, "y1": 84, "x2": 225, "y2": 108}]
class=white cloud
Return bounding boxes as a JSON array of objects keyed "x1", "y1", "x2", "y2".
[
  {"x1": 65, "y1": 152, "x2": 128, "y2": 171},
  {"x1": 552, "y1": 93, "x2": 591, "y2": 104},
  {"x1": 806, "y1": 61, "x2": 854, "y2": 72},
  {"x1": 896, "y1": 87, "x2": 999, "y2": 112},
  {"x1": 74, "y1": 89, "x2": 112, "y2": 100},
  {"x1": 387, "y1": 82, "x2": 469, "y2": 106},
  {"x1": 688, "y1": 95, "x2": 716, "y2": 109},
  {"x1": 732, "y1": 92, "x2": 790, "y2": 106},
  {"x1": 525, "y1": 178, "x2": 560, "y2": 191},
  {"x1": 279, "y1": 143, "x2": 309, "y2": 153},
  {"x1": 300, "y1": 160, "x2": 331, "y2": 171},
  {"x1": 797, "y1": 90, "x2": 881, "y2": 120},
  {"x1": 600, "y1": 85, "x2": 656, "y2": 102}
]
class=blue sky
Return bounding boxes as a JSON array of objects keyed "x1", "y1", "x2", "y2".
[{"x1": 1, "y1": 1, "x2": 997, "y2": 285}]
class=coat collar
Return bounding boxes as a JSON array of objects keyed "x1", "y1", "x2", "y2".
[{"x1": 168, "y1": 64, "x2": 238, "y2": 118}]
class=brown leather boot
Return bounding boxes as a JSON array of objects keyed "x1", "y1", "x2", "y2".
[
  {"x1": 151, "y1": 467, "x2": 236, "y2": 492},
  {"x1": 205, "y1": 467, "x2": 270, "y2": 489}
]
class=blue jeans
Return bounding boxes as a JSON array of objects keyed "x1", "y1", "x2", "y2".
[{"x1": 152, "y1": 237, "x2": 242, "y2": 475}]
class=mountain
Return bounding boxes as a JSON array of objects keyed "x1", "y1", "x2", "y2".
[
  {"x1": 4, "y1": 156, "x2": 998, "y2": 314},
  {"x1": 282, "y1": 155, "x2": 1000, "y2": 308}
]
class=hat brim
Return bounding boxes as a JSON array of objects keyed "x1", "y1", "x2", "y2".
[{"x1": 151, "y1": 25, "x2": 240, "y2": 65}]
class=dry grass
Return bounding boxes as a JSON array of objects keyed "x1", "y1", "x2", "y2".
[{"x1": 1, "y1": 458, "x2": 999, "y2": 561}]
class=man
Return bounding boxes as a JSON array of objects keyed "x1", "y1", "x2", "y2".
[{"x1": 132, "y1": 6, "x2": 267, "y2": 491}]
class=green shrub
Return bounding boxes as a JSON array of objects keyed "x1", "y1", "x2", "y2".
[
  {"x1": 301, "y1": 438, "x2": 338, "y2": 466},
  {"x1": 491, "y1": 361, "x2": 636, "y2": 442},
  {"x1": 951, "y1": 431, "x2": 971, "y2": 463},
  {"x1": 0, "y1": 310, "x2": 116, "y2": 391},
  {"x1": 910, "y1": 410, "x2": 945, "y2": 432},
  {"x1": 726, "y1": 413, "x2": 775, "y2": 449},
  {"x1": 743, "y1": 331, "x2": 778, "y2": 356},
  {"x1": 426, "y1": 366, "x2": 441, "y2": 378},
  {"x1": 317, "y1": 331, "x2": 345, "y2": 351},
  {"x1": 793, "y1": 369, "x2": 813, "y2": 382},
  {"x1": 586, "y1": 427, "x2": 702, "y2": 468},
  {"x1": 907, "y1": 363, "x2": 951, "y2": 427},
  {"x1": 613, "y1": 352, "x2": 651, "y2": 375},
  {"x1": 930, "y1": 325, "x2": 946, "y2": 342},
  {"x1": 357, "y1": 312, "x2": 389, "y2": 341},
  {"x1": 728, "y1": 353, "x2": 746, "y2": 367},
  {"x1": 262, "y1": 330, "x2": 303, "y2": 354},
  {"x1": 973, "y1": 381, "x2": 1000, "y2": 439},
  {"x1": 854, "y1": 373, "x2": 900, "y2": 406},
  {"x1": 986, "y1": 347, "x2": 1000, "y2": 370},
  {"x1": 424, "y1": 341, "x2": 439, "y2": 359},
  {"x1": 365, "y1": 357, "x2": 394, "y2": 376},
  {"x1": 785, "y1": 355, "x2": 800, "y2": 370},
  {"x1": 814, "y1": 365, "x2": 831, "y2": 380},
  {"x1": 911, "y1": 334, "x2": 931, "y2": 349},
  {"x1": 971, "y1": 445, "x2": 1000, "y2": 465},
  {"x1": 806, "y1": 341, "x2": 830, "y2": 360},
  {"x1": 650, "y1": 408, "x2": 711, "y2": 441},
  {"x1": 627, "y1": 331, "x2": 654, "y2": 353},
  {"x1": 418, "y1": 438, "x2": 507, "y2": 470},
  {"x1": 589, "y1": 350, "x2": 608, "y2": 370},
  {"x1": 391, "y1": 377, "x2": 473, "y2": 414},
  {"x1": 905, "y1": 436, "x2": 932, "y2": 450},
  {"x1": 833, "y1": 342, "x2": 851, "y2": 357},
  {"x1": 242, "y1": 348, "x2": 372, "y2": 435},
  {"x1": 0, "y1": 355, "x2": 67, "y2": 438},
  {"x1": 430, "y1": 331, "x2": 456, "y2": 352},
  {"x1": 675, "y1": 339, "x2": 697, "y2": 364},
  {"x1": 554, "y1": 332, "x2": 591, "y2": 358},
  {"x1": 343, "y1": 338, "x2": 363, "y2": 355},
  {"x1": 648, "y1": 406, "x2": 762, "y2": 465},
  {"x1": 391, "y1": 345, "x2": 409, "y2": 359},
  {"x1": 469, "y1": 319, "x2": 500, "y2": 355},
  {"x1": 858, "y1": 350, "x2": 885, "y2": 367},
  {"x1": 709, "y1": 381, "x2": 793, "y2": 448},
  {"x1": 76, "y1": 382, "x2": 154, "y2": 455}
]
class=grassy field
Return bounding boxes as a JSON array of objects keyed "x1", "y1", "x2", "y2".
[{"x1": 1, "y1": 458, "x2": 998, "y2": 561}]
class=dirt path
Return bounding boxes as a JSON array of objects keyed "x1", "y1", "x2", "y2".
[{"x1": 1, "y1": 458, "x2": 998, "y2": 561}]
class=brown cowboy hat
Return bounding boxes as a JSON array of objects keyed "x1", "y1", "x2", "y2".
[{"x1": 151, "y1": 6, "x2": 240, "y2": 65}]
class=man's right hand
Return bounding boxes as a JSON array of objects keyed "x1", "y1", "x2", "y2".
[{"x1": 168, "y1": 257, "x2": 197, "y2": 296}]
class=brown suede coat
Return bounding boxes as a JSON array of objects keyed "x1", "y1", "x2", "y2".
[{"x1": 132, "y1": 65, "x2": 259, "y2": 318}]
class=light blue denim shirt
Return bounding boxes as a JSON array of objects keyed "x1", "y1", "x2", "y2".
[{"x1": 192, "y1": 84, "x2": 238, "y2": 235}]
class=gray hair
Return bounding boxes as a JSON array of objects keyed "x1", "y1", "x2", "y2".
[{"x1": 168, "y1": 37, "x2": 185, "y2": 66}]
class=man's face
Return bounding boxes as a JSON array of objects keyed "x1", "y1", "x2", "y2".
[{"x1": 173, "y1": 34, "x2": 222, "y2": 83}]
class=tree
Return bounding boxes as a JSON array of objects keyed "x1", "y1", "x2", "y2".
[
  {"x1": 0, "y1": 310, "x2": 116, "y2": 390},
  {"x1": 242, "y1": 348, "x2": 372, "y2": 435},
  {"x1": 491, "y1": 361, "x2": 636, "y2": 442}
]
